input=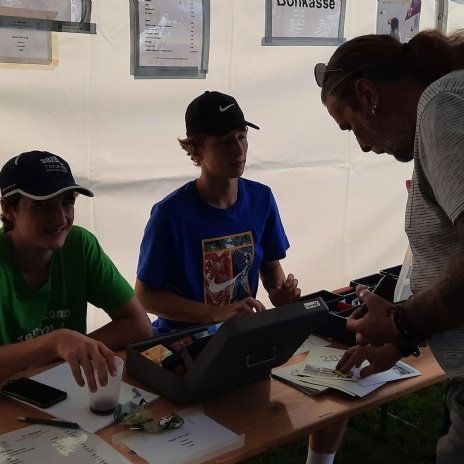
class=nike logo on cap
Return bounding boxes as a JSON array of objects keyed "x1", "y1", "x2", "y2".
[{"x1": 219, "y1": 104, "x2": 235, "y2": 112}]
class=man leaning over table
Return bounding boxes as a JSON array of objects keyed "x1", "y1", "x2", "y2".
[
  {"x1": 0, "y1": 150, "x2": 152, "y2": 393},
  {"x1": 314, "y1": 29, "x2": 464, "y2": 464}
]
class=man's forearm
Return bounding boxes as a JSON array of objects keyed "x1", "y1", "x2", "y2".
[{"x1": 402, "y1": 253, "x2": 464, "y2": 339}]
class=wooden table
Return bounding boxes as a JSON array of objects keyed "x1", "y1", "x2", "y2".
[{"x1": 0, "y1": 347, "x2": 446, "y2": 464}]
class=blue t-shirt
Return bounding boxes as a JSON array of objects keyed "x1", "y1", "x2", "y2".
[{"x1": 137, "y1": 178, "x2": 290, "y2": 334}]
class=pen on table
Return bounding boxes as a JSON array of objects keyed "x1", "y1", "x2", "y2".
[{"x1": 18, "y1": 417, "x2": 80, "y2": 429}]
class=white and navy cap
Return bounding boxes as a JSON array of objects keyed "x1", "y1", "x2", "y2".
[
  {"x1": 185, "y1": 91, "x2": 260, "y2": 137},
  {"x1": 0, "y1": 150, "x2": 94, "y2": 200}
]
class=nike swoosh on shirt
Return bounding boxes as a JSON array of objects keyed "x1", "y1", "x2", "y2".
[
  {"x1": 219, "y1": 104, "x2": 235, "y2": 112},
  {"x1": 208, "y1": 275, "x2": 239, "y2": 293}
]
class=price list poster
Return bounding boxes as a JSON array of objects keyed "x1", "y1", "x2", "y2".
[{"x1": 133, "y1": 0, "x2": 208, "y2": 78}]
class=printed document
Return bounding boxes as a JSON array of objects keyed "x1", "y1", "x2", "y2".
[
  {"x1": 297, "y1": 346, "x2": 421, "y2": 397},
  {"x1": 0, "y1": 424, "x2": 131, "y2": 464},
  {"x1": 121, "y1": 407, "x2": 243, "y2": 464}
]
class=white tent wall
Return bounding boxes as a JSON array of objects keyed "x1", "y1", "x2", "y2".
[{"x1": 0, "y1": 1, "x2": 461, "y2": 332}]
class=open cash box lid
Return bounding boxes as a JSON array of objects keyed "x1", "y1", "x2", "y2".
[{"x1": 126, "y1": 298, "x2": 328, "y2": 404}]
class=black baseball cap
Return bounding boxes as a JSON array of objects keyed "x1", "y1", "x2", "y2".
[
  {"x1": 0, "y1": 150, "x2": 94, "y2": 200},
  {"x1": 185, "y1": 91, "x2": 260, "y2": 137}
]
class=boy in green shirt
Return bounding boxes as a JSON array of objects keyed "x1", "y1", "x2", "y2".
[{"x1": 0, "y1": 150, "x2": 152, "y2": 391}]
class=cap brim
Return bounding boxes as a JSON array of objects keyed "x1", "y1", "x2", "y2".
[
  {"x1": 245, "y1": 121, "x2": 260, "y2": 131},
  {"x1": 5, "y1": 183, "x2": 94, "y2": 200},
  {"x1": 202, "y1": 120, "x2": 261, "y2": 137},
  {"x1": 73, "y1": 186, "x2": 94, "y2": 198}
]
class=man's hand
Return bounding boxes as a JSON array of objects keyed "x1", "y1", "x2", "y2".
[
  {"x1": 52, "y1": 329, "x2": 116, "y2": 393},
  {"x1": 346, "y1": 285, "x2": 402, "y2": 346},
  {"x1": 336, "y1": 343, "x2": 402, "y2": 378},
  {"x1": 268, "y1": 274, "x2": 301, "y2": 307}
]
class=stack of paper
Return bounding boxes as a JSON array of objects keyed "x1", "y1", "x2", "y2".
[
  {"x1": 271, "y1": 361, "x2": 330, "y2": 396},
  {"x1": 272, "y1": 345, "x2": 421, "y2": 397},
  {"x1": 270, "y1": 335, "x2": 332, "y2": 396}
]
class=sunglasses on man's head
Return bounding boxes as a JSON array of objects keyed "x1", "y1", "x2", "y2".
[
  {"x1": 314, "y1": 63, "x2": 328, "y2": 87},
  {"x1": 314, "y1": 62, "x2": 362, "y2": 88}
]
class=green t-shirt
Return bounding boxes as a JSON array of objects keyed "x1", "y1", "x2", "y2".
[{"x1": 0, "y1": 226, "x2": 135, "y2": 345}]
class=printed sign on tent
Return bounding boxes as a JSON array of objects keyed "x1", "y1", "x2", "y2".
[
  {"x1": 130, "y1": 0, "x2": 210, "y2": 79},
  {"x1": 376, "y1": 0, "x2": 421, "y2": 43},
  {"x1": 263, "y1": 0, "x2": 346, "y2": 46},
  {"x1": 0, "y1": 0, "x2": 95, "y2": 33},
  {"x1": 0, "y1": 16, "x2": 58, "y2": 68}
]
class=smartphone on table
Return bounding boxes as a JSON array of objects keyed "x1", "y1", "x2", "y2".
[{"x1": 1, "y1": 377, "x2": 67, "y2": 408}]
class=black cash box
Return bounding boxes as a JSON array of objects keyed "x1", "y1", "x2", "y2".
[
  {"x1": 301, "y1": 273, "x2": 398, "y2": 346},
  {"x1": 126, "y1": 298, "x2": 328, "y2": 404}
]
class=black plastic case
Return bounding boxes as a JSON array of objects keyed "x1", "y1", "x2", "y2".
[{"x1": 126, "y1": 298, "x2": 328, "y2": 404}]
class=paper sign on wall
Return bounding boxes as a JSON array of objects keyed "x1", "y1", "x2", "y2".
[{"x1": 263, "y1": 0, "x2": 346, "y2": 46}]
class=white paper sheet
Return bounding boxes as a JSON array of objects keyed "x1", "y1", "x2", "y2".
[
  {"x1": 271, "y1": 0, "x2": 342, "y2": 38},
  {"x1": 354, "y1": 361, "x2": 421, "y2": 387},
  {"x1": 28, "y1": 363, "x2": 158, "y2": 433},
  {"x1": 0, "y1": 17, "x2": 52, "y2": 65},
  {"x1": 301, "y1": 346, "x2": 348, "y2": 380},
  {"x1": 297, "y1": 373, "x2": 379, "y2": 397},
  {"x1": 121, "y1": 408, "x2": 243, "y2": 464},
  {"x1": 293, "y1": 334, "x2": 330, "y2": 355},
  {"x1": 0, "y1": 424, "x2": 131, "y2": 464},
  {"x1": 298, "y1": 346, "x2": 421, "y2": 397},
  {"x1": 0, "y1": 0, "x2": 82, "y2": 22},
  {"x1": 272, "y1": 362, "x2": 329, "y2": 395},
  {"x1": 138, "y1": 0, "x2": 203, "y2": 68}
]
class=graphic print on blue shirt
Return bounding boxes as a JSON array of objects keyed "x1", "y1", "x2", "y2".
[{"x1": 203, "y1": 232, "x2": 253, "y2": 305}]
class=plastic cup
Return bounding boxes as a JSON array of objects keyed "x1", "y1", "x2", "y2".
[{"x1": 88, "y1": 356, "x2": 124, "y2": 415}]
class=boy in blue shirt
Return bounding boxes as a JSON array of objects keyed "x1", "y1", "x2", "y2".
[{"x1": 136, "y1": 91, "x2": 300, "y2": 334}]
